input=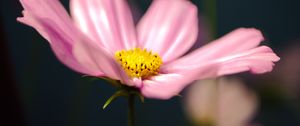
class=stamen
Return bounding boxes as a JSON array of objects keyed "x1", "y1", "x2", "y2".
[{"x1": 115, "y1": 48, "x2": 162, "y2": 78}]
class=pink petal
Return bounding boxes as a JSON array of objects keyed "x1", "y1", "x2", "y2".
[
  {"x1": 165, "y1": 28, "x2": 264, "y2": 67},
  {"x1": 137, "y1": 0, "x2": 198, "y2": 63},
  {"x1": 73, "y1": 40, "x2": 142, "y2": 87},
  {"x1": 144, "y1": 28, "x2": 280, "y2": 99},
  {"x1": 70, "y1": 0, "x2": 138, "y2": 52},
  {"x1": 141, "y1": 63, "x2": 219, "y2": 99},
  {"x1": 143, "y1": 46, "x2": 279, "y2": 100},
  {"x1": 162, "y1": 28, "x2": 280, "y2": 75},
  {"x1": 163, "y1": 45, "x2": 279, "y2": 76},
  {"x1": 17, "y1": 0, "x2": 103, "y2": 76},
  {"x1": 216, "y1": 46, "x2": 280, "y2": 75},
  {"x1": 72, "y1": 38, "x2": 122, "y2": 80},
  {"x1": 141, "y1": 74, "x2": 186, "y2": 99},
  {"x1": 19, "y1": 0, "x2": 75, "y2": 45},
  {"x1": 126, "y1": 77, "x2": 143, "y2": 88}
]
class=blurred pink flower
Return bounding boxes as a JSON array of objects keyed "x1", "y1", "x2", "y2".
[
  {"x1": 17, "y1": 0, "x2": 279, "y2": 99},
  {"x1": 185, "y1": 78, "x2": 258, "y2": 126}
]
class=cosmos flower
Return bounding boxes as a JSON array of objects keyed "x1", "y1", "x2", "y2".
[
  {"x1": 185, "y1": 78, "x2": 258, "y2": 126},
  {"x1": 17, "y1": 0, "x2": 279, "y2": 99}
]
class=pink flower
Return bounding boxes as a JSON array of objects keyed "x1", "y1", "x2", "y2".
[
  {"x1": 185, "y1": 78, "x2": 258, "y2": 126},
  {"x1": 17, "y1": 0, "x2": 280, "y2": 99}
]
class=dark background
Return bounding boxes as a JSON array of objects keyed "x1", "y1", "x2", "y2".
[{"x1": 1, "y1": 0, "x2": 300, "y2": 126}]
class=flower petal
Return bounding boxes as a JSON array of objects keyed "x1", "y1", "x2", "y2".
[
  {"x1": 143, "y1": 46, "x2": 279, "y2": 100},
  {"x1": 141, "y1": 63, "x2": 218, "y2": 99},
  {"x1": 19, "y1": 0, "x2": 75, "y2": 45},
  {"x1": 141, "y1": 74, "x2": 186, "y2": 100},
  {"x1": 165, "y1": 28, "x2": 265, "y2": 67},
  {"x1": 146, "y1": 29, "x2": 280, "y2": 99},
  {"x1": 72, "y1": 38, "x2": 122, "y2": 80},
  {"x1": 73, "y1": 40, "x2": 144, "y2": 87},
  {"x1": 17, "y1": 0, "x2": 103, "y2": 76},
  {"x1": 137, "y1": 0, "x2": 198, "y2": 63},
  {"x1": 70, "y1": 0, "x2": 138, "y2": 52},
  {"x1": 216, "y1": 46, "x2": 280, "y2": 75},
  {"x1": 162, "y1": 28, "x2": 280, "y2": 77}
]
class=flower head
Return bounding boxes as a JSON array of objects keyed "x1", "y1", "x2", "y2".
[{"x1": 18, "y1": 0, "x2": 280, "y2": 99}]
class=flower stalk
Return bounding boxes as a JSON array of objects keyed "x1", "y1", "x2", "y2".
[
  {"x1": 128, "y1": 94, "x2": 135, "y2": 126},
  {"x1": 203, "y1": 0, "x2": 217, "y2": 38}
]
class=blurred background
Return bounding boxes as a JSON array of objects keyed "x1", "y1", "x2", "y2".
[{"x1": 0, "y1": 0, "x2": 300, "y2": 126}]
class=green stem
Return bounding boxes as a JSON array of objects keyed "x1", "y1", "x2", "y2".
[
  {"x1": 128, "y1": 94, "x2": 135, "y2": 126},
  {"x1": 203, "y1": 0, "x2": 217, "y2": 38}
]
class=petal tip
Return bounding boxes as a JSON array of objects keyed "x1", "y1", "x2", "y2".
[
  {"x1": 237, "y1": 27, "x2": 264, "y2": 39},
  {"x1": 273, "y1": 55, "x2": 281, "y2": 62}
]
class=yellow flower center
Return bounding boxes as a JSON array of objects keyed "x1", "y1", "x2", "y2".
[{"x1": 115, "y1": 48, "x2": 162, "y2": 79}]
